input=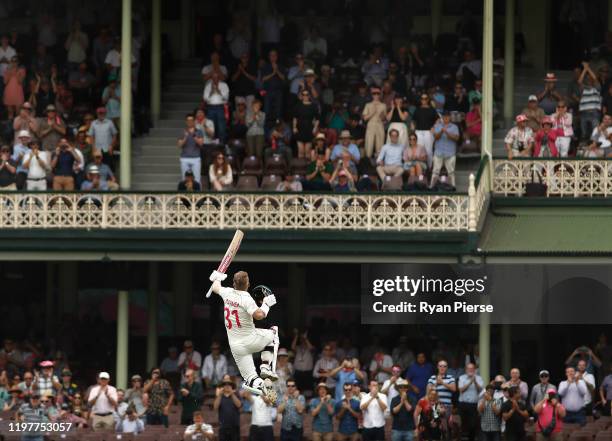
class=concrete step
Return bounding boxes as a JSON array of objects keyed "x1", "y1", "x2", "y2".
[
  {"x1": 163, "y1": 92, "x2": 202, "y2": 102},
  {"x1": 133, "y1": 163, "x2": 182, "y2": 173},
  {"x1": 134, "y1": 137, "x2": 179, "y2": 147},
  {"x1": 131, "y1": 172, "x2": 182, "y2": 184},
  {"x1": 149, "y1": 127, "x2": 186, "y2": 137},
  {"x1": 154, "y1": 119, "x2": 187, "y2": 129},
  {"x1": 166, "y1": 84, "x2": 204, "y2": 93},
  {"x1": 163, "y1": 102, "x2": 201, "y2": 111}
]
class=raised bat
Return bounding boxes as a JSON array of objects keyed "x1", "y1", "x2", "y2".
[{"x1": 205, "y1": 229, "x2": 244, "y2": 298}]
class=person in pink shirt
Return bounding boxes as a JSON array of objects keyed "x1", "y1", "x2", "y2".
[
  {"x1": 533, "y1": 117, "x2": 562, "y2": 157},
  {"x1": 462, "y1": 98, "x2": 482, "y2": 153},
  {"x1": 533, "y1": 389, "x2": 566, "y2": 441},
  {"x1": 551, "y1": 100, "x2": 574, "y2": 157}
]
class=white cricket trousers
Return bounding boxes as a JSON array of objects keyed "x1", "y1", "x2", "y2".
[
  {"x1": 230, "y1": 328, "x2": 275, "y2": 381},
  {"x1": 415, "y1": 130, "x2": 434, "y2": 167}
]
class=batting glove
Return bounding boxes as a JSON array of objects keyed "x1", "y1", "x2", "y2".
[
  {"x1": 262, "y1": 294, "x2": 277, "y2": 308},
  {"x1": 209, "y1": 270, "x2": 228, "y2": 282}
]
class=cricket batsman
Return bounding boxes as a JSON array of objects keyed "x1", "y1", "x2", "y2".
[{"x1": 209, "y1": 269, "x2": 279, "y2": 399}]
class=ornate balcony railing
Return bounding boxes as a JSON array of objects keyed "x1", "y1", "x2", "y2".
[
  {"x1": 492, "y1": 158, "x2": 612, "y2": 197},
  {"x1": 0, "y1": 191, "x2": 476, "y2": 232}
]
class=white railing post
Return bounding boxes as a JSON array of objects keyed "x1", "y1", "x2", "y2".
[{"x1": 468, "y1": 174, "x2": 477, "y2": 232}]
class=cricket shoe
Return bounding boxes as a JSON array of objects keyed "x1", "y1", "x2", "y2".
[{"x1": 260, "y1": 364, "x2": 279, "y2": 382}]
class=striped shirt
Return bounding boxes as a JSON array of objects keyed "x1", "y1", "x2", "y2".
[
  {"x1": 19, "y1": 403, "x2": 49, "y2": 434},
  {"x1": 427, "y1": 374, "x2": 456, "y2": 406},
  {"x1": 479, "y1": 397, "x2": 502, "y2": 432},
  {"x1": 579, "y1": 86, "x2": 602, "y2": 113}
]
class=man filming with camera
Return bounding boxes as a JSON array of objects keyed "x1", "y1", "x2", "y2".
[{"x1": 533, "y1": 389, "x2": 566, "y2": 441}]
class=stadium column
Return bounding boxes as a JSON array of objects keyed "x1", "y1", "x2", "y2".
[
  {"x1": 482, "y1": 0, "x2": 494, "y2": 189},
  {"x1": 151, "y1": 0, "x2": 161, "y2": 124},
  {"x1": 287, "y1": 264, "x2": 306, "y2": 328},
  {"x1": 478, "y1": 312, "x2": 491, "y2": 383},
  {"x1": 120, "y1": 0, "x2": 132, "y2": 190},
  {"x1": 431, "y1": 0, "x2": 443, "y2": 43},
  {"x1": 172, "y1": 262, "x2": 193, "y2": 336},
  {"x1": 147, "y1": 262, "x2": 159, "y2": 371},
  {"x1": 116, "y1": 290, "x2": 129, "y2": 390},
  {"x1": 503, "y1": 0, "x2": 515, "y2": 128}
]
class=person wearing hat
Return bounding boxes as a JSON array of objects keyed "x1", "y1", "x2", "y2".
[
  {"x1": 80, "y1": 164, "x2": 110, "y2": 191},
  {"x1": 292, "y1": 85, "x2": 320, "y2": 159},
  {"x1": 304, "y1": 148, "x2": 333, "y2": 191},
  {"x1": 88, "y1": 371, "x2": 118, "y2": 430},
  {"x1": 88, "y1": 106, "x2": 118, "y2": 170},
  {"x1": 6, "y1": 385, "x2": 23, "y2": 411},
  {"x1": 36, "y1": 360, "x2": 61, "y2": 399},
  {"x1": 312, "y1": 132, "x2": 330, "y2": 160},
  {"x1": 390, "y1": 378, "x2": 417, "y2": 441},
  {"x1": 0, "y1": 144, "x2": 17, "y2": 190},
  {"x1": 331, "y1": 164, "x2": 357, "y2": 193},
  {"x1": 533, "y1": 116, "x2": 560, "y2": 158},
  {"x1": 184, "y1": 410, "x2": 215, "y2": 440},
  {"x1": 22, "y1": 139, "x2": 50, "y2": 190},
  {"x1": 17, "y1": 393, "x2": 50, "y2": 440},
  {"x1": 309, "y1": 382, "x2": 335, "y2": 441},
  {"x1": 430, "y1": 112, "x2": 460, "y2": 188},
  {"x1": 504, "y1": 115, "x2": 535, "y2": 159},
  {"x1": 12, "y1": 102, "x2": 38, "y2": 144},
  {"x1": 115, "y1": 407, "x2": 145, "y2": 434},
  {"x1": 298, "y1": 68, "x2": 320, "y2": 104},
  {"x1": 362, "y1": 86, "x2": 387, "y2": 158},
  {"x1": 11, "y1": 129, "x2": 31, "y2": 189},
  {"x1": 551, "y1": 100, "x2": 573, "y2": 157},
  {"x1": 59, "y1": 369, "x2": 78, "y2": 404},
  {"x1": 125, "y1": 374, "x2": 147, "y2": 422},
  {"x1": 37, "y1": 104, "x2": 67, "y2": 152},
  {"x1": 477, "y1": 383, "x2": 502, "y2": 441},
  {"x1": 530, "y1": 370, "x2": 557, "y2": 410},
  {"x1": 331, "y1": 130, "x2": 360, "y2": 168},
  {"x1": 178, "y1": 340, "x2": 203, "y2": 384},
  {"x1": 178, "y1": 169, "x2": 201, "y2": 192},
  {"x1": 213, "y1": 378, "x2": 241, "y2": 441},
  {"x1": 537, "y1": 73, "x2": 563, "y2": 115},
  {"x1": 533, "y1": 388, "x2": 566, "y2": 441},
  {"x1": 413, "y1": 93, "x2": 439, "y2": 168},
  {"x1": 521, "y1": 95, "x2": 546, "y2": 133}
]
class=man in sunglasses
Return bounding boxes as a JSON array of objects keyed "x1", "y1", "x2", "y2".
[
  {"x1": 17, "y1": 393, "x2": 49, "y2": 441},
  {"x1": 335, "y1": 382, "x2": 361, "y2": 441},
  {"x1": 530, "y1": 370, "x2": 557, "y2": 412}
]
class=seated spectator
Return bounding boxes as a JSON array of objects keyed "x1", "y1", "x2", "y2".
[
  {"x1": 551, "y1": 101, "x2": 573, "y2": 157},
  {"x1": 209, "y1": 152, "x2": 233, "y2": 191},
  {"x1": 533, "y1": 389, "x2": 566, "y2": 441},
  {"x1": 331, "y1": 169, "x2": 356, "y2": 193},
  {"x1": 276, "y1": 174, "x2": 303, "y2": 192},
  {"x1": 331, "y1": 131, "x2": 360, "y2": 167},
  {"x1": 203, "y1": 72, "x2": 230, "y2": 144},
  {"x1": 586, "y1": 115, "x2": 612, "y2": 158},
  {"x1": 403, "y1": 133, "x2": 428, "y2": 179},
  {"x1": 376, "y1": 129, "x2": 404, "y2": 181},
  {"x1": 431, "y1": 112, "x2": 460, "y2": 188},
  {"x1": 445, "y1": 82, "x2": 470, "y2": 114},
  {"x1": 533, "y1": 117, "x2": 561, "y2": 158},
  {"x1": 362, "y1": 50, "x2": 388, "y2": 87},
  {"x1": 578, "y1": 61, "x2": 602, "y2": 141},
  {"x1": 505, "y1": 115, "x2": 534, "y2": 159},
  {"x1": 81, "y1": 165, "x2": 109, "y2": 191},
  {"x1": 462, "y1": 98, "x2": 482, "y2": 153},
  {"x1": 303, "y1": 150, "x2": 333, "y2": 191},
  {"x1": 468, "y1": 79, "x2": 483, "y2": 107},
  {"x1": 88, "y1": 151, "x2": 118, "y2": 190},
  {"x1": 13, "y1": 103, "x2": 38, "y2": 143},
  {"x1": 522, "y1": 95, "x2": 545, "y2": 133},
  {"x1": 538, "y1": 73, "x2": 563, "y2": 115},
  {"x1": 57, "y1": 402, "x2": 88, "y2": 428},
  {"x1": 116, "y1": 408, "x2": 144, "y2": 434},
  {"x1": 349, "y1": 82, "x2": 370, "y2": 116},
  {"x1": 264, "y1": 122, "x2": 293, "y2": 166},
  {"x1": 246, "y1": 99, "x2": 265, "y2": 158},
  {"x1": 178, "y1": 170, "x2": 201, "y2": 192}
]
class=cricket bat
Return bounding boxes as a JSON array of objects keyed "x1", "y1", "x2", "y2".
[{"x1": 205, "y1": 229, "x2": 244, "y2": 298}]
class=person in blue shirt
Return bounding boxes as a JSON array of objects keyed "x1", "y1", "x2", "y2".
[
  {"x1": 430, "y1": 111, "x2": 460, "y2": 188},
  {"x1": 405, "y1": 353, "x2": 435, "y2": 400},
  {"x1": 329, "y1": 358, "x2": 366, "y2": 402},
  {"x1": 334, "y1": 382, "x2": 361, "y2": 441},
  {"x1": 309, "y1": 383, "x2": 335, "y2": 441},
  {"x1": 330, "y1": 130, "x2": 360, "y2": 167}
]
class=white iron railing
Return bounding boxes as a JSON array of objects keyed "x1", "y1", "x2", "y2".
[
  {"x1": 0, "y1": 192, "x2": 474, "y2": 232},
  {"x1": 493, "y1": 159, "x2": 612, "y2": 197}
]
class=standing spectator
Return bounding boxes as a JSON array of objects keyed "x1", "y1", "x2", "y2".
[
  {"x1": 533, "y1": 117, "x2": 561, "y2": 157},
  {"x1": 386, "y1": 96, "x2": 410, "y2": 148},
  {"x1": 0, "y1": 34, "x2": 16, "y2": 90},
  {"x1": 246, "y1": 99, "x2": 266, "y2": 158},
  {"x1": 244, "y1": 391, "x2": 276, "y2": 441},
  {"x1": 505, "y1": 368, "x2": 529, "y2": 401},
  {"x1": 313, "y1": 344, "x2": 339, "y2": 391},
  {"x1": 565, "y1": 347, "x2": 602, "y2": 375},
  {"x1": 292, "y1": 88, "x2": 320, "y2": 159},
  {"x1": 303, "y1": 26, "x2": 327, "y2": 62},
  {"x1": 478, "y1": 384, "x2": 502, "y2": 441},
  {"x1": 412, "y1": 94, "x2": 438, "y2": 167},
  {"x1": 309, "y1": 383, "x2": 335, "y2": 441},
  {"x1": 276, "y1": 349, "x2": 294, "y2": 398},
  {"x1": 427, "y1": 359, "x2": 456, "y2": 422},
  {"x1": 405, "y1": 353, "x2": 434, "y2": 400},
  {"x1": 445, "y1": 82, "x2": 470, "y2": 114},
  {"x1": 501, "y1": 386, "x2": 529, "y2": 441},
  {"x1": 177, "y1": 115, "x2": 205, "y2": 185},
  {"x1": 38, "y1": 104, "x2": 66, "y2": 152},
  {"x1": 3, "y1": 56, "x2": 25, "y2": 119},
  {"x1": 160, "y1": 347, "x2": 180, "y2": 387},
  {"x1": 291, "y1": 329, "x2": 315, "y2": 393},
  {"x1": 430, "y1": 112, "x2": 459, "y2": 188},
  {"x1": 599, "y1": 366, "x2": 612, "y2": 416},
  {"x1": 179, "y1": 341, "x2": 203, "y2": 384},
  {"x1": 335, "y1": 382, "x2": 362, "y2": 441},
  {"x1": 88, "y1": 107, "x2": 118, "y2": 169},
  {"x1": 458, "y1": 363, "x2": 484, "y2": 441},
  {"x1": 116, "y1": 408, "x2": 144, "y2": 434},
  {"x1": 369, "y1": 351, "x2": 394, "y2": 385},
  {"x1": 87, "y1": 372, "x2": 118, "y2": 431},
  {"x1": 261, "y1": 49, "x2": 286, "y2": 128},
  {"x1": 287, "y1": 53, "x2": 306, "y2": 101},
  {"x1": 414, "y1": 389, "x2": 446, "y2": 441},
  {"x1": 16, "y1": 394, "x2": 48, "y2": 441},
  {"x1": 303, "y1": 150, "x2": 333, "y2": 191},
  {"x1": 349, "y1": 83, "x2": 370, "y2": 117},
  {"x1": 533, "y1": 389, "x2": 566, "y2": 441},
  {"x1": 58, "y1": 369, "x2": 78, "y2": 405},
  {"x1": 391, "y1": 378, "x2": 416, "y2": 441},
  {"x1": 18, "y1": 372, "x2": 35, "y2": 399},
  {"x1": 64, "y1": 21, "x2": 88, "y2": 68},
  {"x1": 183, "y1": 410, "x2": 215, "y2": 440},
  {"x1": 230, "y1": 52, "x2": 257, "y2": 107},
  {"x1": 203, "y1": 72, "x2": 229, "y2": 144},
  {"x1": 125, "y1": 375, "x2": 147, "y2": 422},
  {"x1": 530, "y1": 370, "x2": 557, "y2": 411},
  {"x1": 13, "y1": 103, "x2": 38, "y2": 143},
  {"x1": 233, "y1": 99, "x2": 250, "y2": 138},
  {"x1": 578, "y1": 61, "x2": 602, "y2": 140},
  {"x1": 51, "y1": 138, "x2": 81, "y2": 190},
  {"x1": 537, "y1": 73, "x2": 563, "y2": 115},
  {"x1": 278, "y1": 379, "x2": 306, "y2": 441},
  {"x1": 179, "y1": 369, "x2": 204, "y2": 425},
  {"x1": 362, "y1": 86, "x2": 387, "y2": 158},
  {"x1": 202, "y1": 343, "x2": 228, "y2": 390},
  {"x1": 329, "y1": 359, "x2": 365, "y2": 402},
  {"x1": 214, "y1": 379, "x2": 242, "y2": 441},
  {"x1": 143, "y1": 367, "x2": 174, "y2": 427},
  {"x1": 209, "y1": 152, "x2": 233, "y2": 191},
  {"x1": 462, "y1": 98, "x2": 482, "y2": 153},
  {"x1": 202, "y1": 51, "x2": 228, "y2": 83},
  {"x1": 381, "y1": 365, "x2": 404, "y2": 403},
  {"x1": 558, "y1": 366, "x2": 587, "y2": 425},
  {"x1": 522, "y1": 95, "x2": 546, "y2": 133},
  {"x1": 575, "y1": 359, "x2": 595, "y2": 415},
  {"x1": 392, "y1": 337, "x2": 415, "y2": 373},
  {"x1": 12, "y1": 130, "x2": 32, "y2": 190},
  {"x1": 88, "y1": 151, "x2": 118, "y2": 190},
  {"x1": 505, "y1": 115, "x2": 534, "y2": 158},
  {"x1": 376, "y1": 129, "x2": 404, "y2": 181},
  {"x1": 265, "y1": 121, "x2": 293, "y2": 165},
  {"x1": 36, "y1": 360, "x2": 61, "y2": 398},
  {"x1": 551, "y1": 101, "x2": 573, "y2": 157},
  {"x1": 81, "y1": 165, "x2": 109, "y2": 191},
  {"x1": 102, "y1": 76, "x2": 121, "y2": 126},
  {"x1": 194, "y1": 109, "x2": 216, "y2": 144},
  {"x1": 360, "y1": 380, "x2": 388, "y2": 441}
]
